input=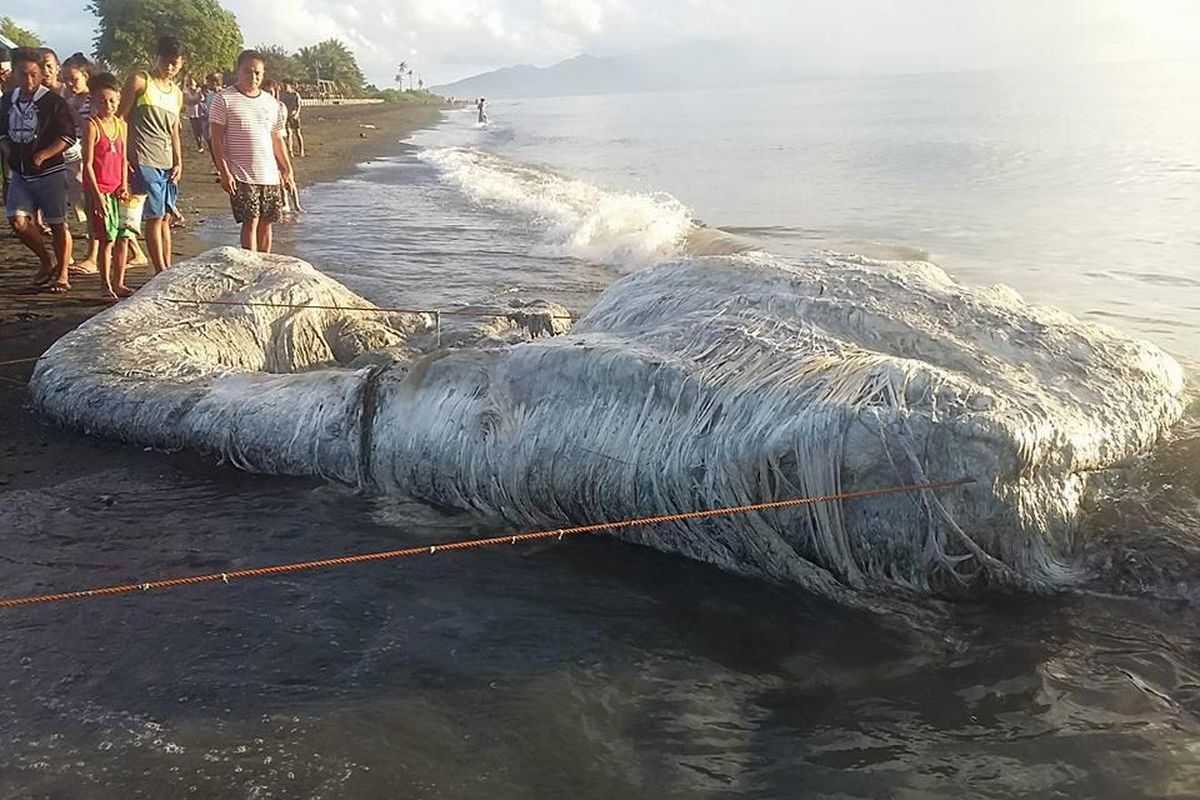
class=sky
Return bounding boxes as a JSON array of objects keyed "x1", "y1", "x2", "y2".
[{"x1": 7, "y1": 0, "x2": 1200, "y2": 88}]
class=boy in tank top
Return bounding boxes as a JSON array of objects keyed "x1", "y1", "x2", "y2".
[
  {"x1": 118, "y1": 35, "x2": 184, "y2": 273},
  {"x1": 82, "y1": 72, "x2": 135, "y2": 299}
]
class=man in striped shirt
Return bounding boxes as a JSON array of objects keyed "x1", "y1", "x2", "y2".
[{"x1": 209, "y1": 49, "x2": 294, "y2": 253}]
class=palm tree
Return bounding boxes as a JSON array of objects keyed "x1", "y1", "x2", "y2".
[
  {"x1": 407, "y1": 69, "x2": 414, "y2": 91},
  {"x1": 395, "y1": 61, "x2": 408, "y2": 89},
  {"x1": 297, "y1": 39, "x2": 365, "y2": 96},
  {"x1": 418, "y1": 77, "x2": 424, "y2": 92},
  {"x1": 257, "y1": 44, "x2": 305, "y2": 83}
]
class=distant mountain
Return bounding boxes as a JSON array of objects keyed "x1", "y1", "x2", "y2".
[{"x1": 432, "y1": 42, "x2": 805, "y2": 99}]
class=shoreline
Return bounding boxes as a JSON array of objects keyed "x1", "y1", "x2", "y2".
[{"x1": 0, "y1": 102, "x2": 444, "y2": 489}]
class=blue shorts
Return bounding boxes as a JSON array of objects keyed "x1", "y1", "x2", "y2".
[
  {"x1": 5, "y1": 170, "x2": 70, "y2": 225},
  {"x1": 131, "y1": 165, "x2": 178, "y2": 221}
]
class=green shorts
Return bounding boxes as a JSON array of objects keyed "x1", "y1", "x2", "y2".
[{"x1": 88, "y1": 193, "x2": 139, "y2": 242}]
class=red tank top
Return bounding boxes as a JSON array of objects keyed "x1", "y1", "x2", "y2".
[{"x1": 91, "y1": 118, "x2": 125, "y2": 194}]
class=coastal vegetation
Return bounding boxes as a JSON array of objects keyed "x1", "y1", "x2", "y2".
[
  {"x1": 256, "y1": 44, "x2": 307, "y2": 84},
  {"x1": 372, "y1": 88, "x2": 442, "y2": 104},
  {"x1": 296, "y1": 39, "x2": 365, "y2": 94},
  {"x1": 0, "y1": 16, "x2": 42, "y2": 47},
  {"x1": 88, "y1": 0, "x2": 243, "y2": 77},
  {"x1": 79, "y1": 0, "x2": 435, "y2": 101},
  {"x1": 8, "y1": 1, "x2": 440, "y2": 103}
]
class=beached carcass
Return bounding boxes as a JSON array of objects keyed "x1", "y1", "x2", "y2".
[{"x1": 29, "y1": 247, "x2": 1186, "y2": 599}]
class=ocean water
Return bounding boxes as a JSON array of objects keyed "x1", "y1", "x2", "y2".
[
  {"x1": 266, "y1": 60, "x2": 1200, "y2": 363},
  {"x1": 4, "y1": 64, "x2": 1200, "y2": 796}
]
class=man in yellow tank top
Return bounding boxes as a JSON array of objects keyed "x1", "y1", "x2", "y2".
[{"x1": 117, "y1": 35, "x2": 183, "y2": 273}]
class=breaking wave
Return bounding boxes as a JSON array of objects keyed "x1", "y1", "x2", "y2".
[{"x1": 419, "y1": 147, "x2": 700, "y2": 269}]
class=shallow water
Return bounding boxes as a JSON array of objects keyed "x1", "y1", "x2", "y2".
[
  {"x1": 5, "y1": 64, "x2": 1200, "y2": 796},
  {"x1": 3, "y1": 443, "x2": 1200, "y2": 797},
  {"x1": 204, "y1": 63, "x2": 1200, "y2": 364}
]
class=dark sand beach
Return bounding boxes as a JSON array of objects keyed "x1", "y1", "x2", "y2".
[{"x1": 0, "y1": 102, "x2": 442, "y2": 490}]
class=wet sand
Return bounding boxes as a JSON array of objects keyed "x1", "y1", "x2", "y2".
[{"x1": 0, "y1": 102, "x2": 442, "y2": 490}]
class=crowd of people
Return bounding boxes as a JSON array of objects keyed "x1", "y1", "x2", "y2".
[{"x1": 0, "y1": 36, "x2": 307, "y2": 299}]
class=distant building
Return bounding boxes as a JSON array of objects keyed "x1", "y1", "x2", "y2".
[
  {"x1": 0, "y1": 33, "x2": 18, "y2": 51},
  {"x1": 297, "y1": 78, "x2": 341, "y2": 100}
]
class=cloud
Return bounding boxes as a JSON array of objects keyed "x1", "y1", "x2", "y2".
[{"x1": 8, "y1": 0, "x2": 1200, "y2": 87}]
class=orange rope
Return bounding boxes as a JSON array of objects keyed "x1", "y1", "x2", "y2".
[
  {"x1": 0, "y1": 355, "x2": 43, "y2": 367},
  {"x1": 0, "y1": 295, "x2": 109, "y2": 303},
  {"x1": 0, "y1": 477, "x2": 973, "y2": 610},
  {"x1": 162, "y1": 298, "x2": 575, "y2": 320},
  {"x1": 1, "y1": 294, "x2": 574, "y2": 320},
  {"x1": 4, "y1": 294, "x2": 574, "y2": 320}
]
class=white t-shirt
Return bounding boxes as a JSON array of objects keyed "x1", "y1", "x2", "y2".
[{"x1": 209, "y1": 87, "x2": 284, "y2": 185}]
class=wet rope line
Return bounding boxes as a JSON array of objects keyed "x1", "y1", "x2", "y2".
[
  {"x1": 0, "y1": 354, "x2": 47, "y2": 390},
  {"x1": 160, "y1": 298, "x2": 575, "y2": 321},
  {"x1": 0, "y1": 478, "x2": 974, "y2": 610},
  {"x1": 3, "y1": 295, "x2": 574, "y2": 320},
  {"x1": 0, "y1": 300, "x2": 572, "y2": 370},
  {"x1": 0, "y1": 355, "x2": 42, "y2": 386},
  {"x1": 0, "y1": 295, "x2": 112, "y2": 305},
  {"x1": 0, "y1": 355, "x2": 44, "y2": 367},
  {"x1": 0, "y1": 296, "x2": 574, "y2": 377}
]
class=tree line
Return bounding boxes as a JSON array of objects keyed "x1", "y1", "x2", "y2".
[
  {"x1": 5, "y1": 2, "x2": 430, "y2": 100},
  {"x1": 1, "y1": 16, "x2": 42, "y2": 47}
]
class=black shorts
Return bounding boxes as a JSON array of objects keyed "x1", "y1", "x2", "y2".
[
  {"x1": 286, "y1": 115, "x2": 302, "y2": 132},
  {"x1": 231, "y1": 182, "x2": 282, "y2": 224}
]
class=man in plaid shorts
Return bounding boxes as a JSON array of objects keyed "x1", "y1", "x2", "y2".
[{"x1": 209, "y1": 49, "x2": 293, "y2": 253}]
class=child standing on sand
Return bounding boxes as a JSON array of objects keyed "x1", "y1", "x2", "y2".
[
  {"x1": 261, "y1": 79, "x2": 302, "y2": 219},
  {"x1": 118, "y1": 35, "x2": 185, "y2": 273},
  {"x1": 62, "y1": 53, "x2": 99, "y2": 271},
  {"x1": 183, "y1": 77, "x2": 205, "y2": 153},
  {"x1": 278, "y1": 80, "x2": 303, "y2": 157},
  {"x1": 82, "y1": 73, "x2": 134, "y2": 299}
]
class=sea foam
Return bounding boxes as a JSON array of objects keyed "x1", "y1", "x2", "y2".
[{"x1": 420, "y1": 147, "x2": 695, "y2": 269}]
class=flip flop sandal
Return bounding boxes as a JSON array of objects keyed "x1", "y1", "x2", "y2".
[{"x1": 45, "y1": 282, "x2": 70, "y2": 294}]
